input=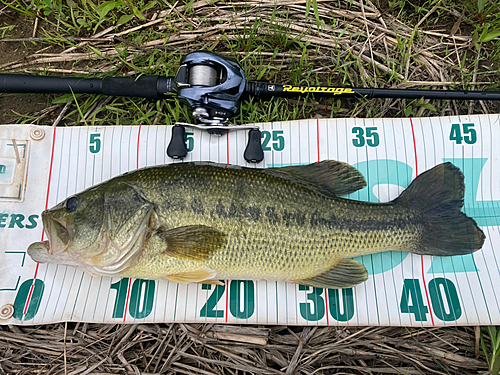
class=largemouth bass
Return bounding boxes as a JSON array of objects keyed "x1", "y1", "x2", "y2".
[{"x1": 27, "y1": 161, "x2": 485, "y2": 288}]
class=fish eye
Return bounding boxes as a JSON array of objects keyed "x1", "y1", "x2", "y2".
[{"x1": 65, "y1": 197, "x2": 79, "y2": 212}]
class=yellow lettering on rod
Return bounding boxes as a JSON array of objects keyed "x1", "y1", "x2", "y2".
[{"x1": 282, "y1": 86, "x2": 355, "y2": 95}]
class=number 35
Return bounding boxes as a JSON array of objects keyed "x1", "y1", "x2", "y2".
[{"x1": 352, "y1": 127, "x2": 380, "y2": 147}]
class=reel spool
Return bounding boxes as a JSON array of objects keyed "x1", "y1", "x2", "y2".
[{"x1": 188, "y1": 65, "x2": 218, "y2": 87}]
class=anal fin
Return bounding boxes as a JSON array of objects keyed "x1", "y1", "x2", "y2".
[
  {"x1": 164, "y1": 267, "x2": 222, "y2": 284},
  {"x1": 294, "y1": 259, "x2": 368, "y2": 289}
]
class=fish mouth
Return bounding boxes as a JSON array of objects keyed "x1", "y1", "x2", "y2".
[
  {"x1": 27, "y1": 240, "x2": 50, "y2": 263},
  {"x1": 42, "y1": 211, "x2": 74, "y2": 255}
]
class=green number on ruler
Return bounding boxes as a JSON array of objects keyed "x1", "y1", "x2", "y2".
[
  {"x1": 272, "y1": 130, "x2": 285, "y2": 151},
  {"x1": 299, "y1": 285, "x2": 325, "y2": 321},
  {"x1": 449, "y1": 124, "x2": 463, "y2": 144},
  {"x1": 185, "y1": 132, "x2": 194, "y2": 152},
  {"x1": 129, "y1": 279, "x2": 155, "y2": 319},
  {"x1": 229, "y1": 280, "x2": 255, "y2": 319},
  {"x1": 462, "y1": 123, "x2": 477, "y2": 144},
  {"x1": 261, "y1": 130, "x2": 285, "y2": 151},
  {"x1": 352, "y1": 127, "x2": 365, "y2": 147},
  {"x1": 328, "y1": 288, "x2": 355, "y2": 322},
  {"x1": 450, "y1": 123, "x2": 477, "y2": 145},
  {"x1": 89, "y1": 133, "x2": 101, "y2": 154},
  {"x1": 200, "y1": 284, "x2": 225, "y2": 318},
  {"x1": 110, "y1": 278, "x2": 155, "y2": 319},
  {"x1": 13, "y1": 279, "x2": 45, "y2": 321},
  {"x1": 352, "y1": 127, "x2": 380, "y2": 147},
  {"x1": 366, "y1": 127, "x2": 380, "y2": 147},
  {"x1": 110, "y1": 278, "x2": 129, "y2": 319},
  {"x1": 262, "y1": 131, "x2": 271, "y2": 151},
  {"x1": 428, "y1": 278, "x2": 462, "y2": 321},
  {"x1": 400, "y1": 279, "x2": 429, "y2": 321}
]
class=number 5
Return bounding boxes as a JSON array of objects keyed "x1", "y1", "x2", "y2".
[{"x1": 89, "y1": 133, "x2": 101, "y2": 154}]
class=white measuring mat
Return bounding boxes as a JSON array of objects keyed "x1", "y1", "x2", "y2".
[{"x1": 0, "y1": 114, "x2": 499, "y2": 326}]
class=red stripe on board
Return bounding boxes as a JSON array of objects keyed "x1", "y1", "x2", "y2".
[
  {"x1": 24, "y1": 253, "x2": 40, "y2": 313},
  {"x1": 23, "y1": 285, "x2": 35, "y2": 315},
  {"x1": 410, "y1": 118, "x2": 435, "y2": 326},
  {"x1": 409, "y1": 118, "x2": 418, "y2": 176},
  {"x1": 324, "y1": 289, "x2": 330, "y2": 325},
  {"x1": 225, "y1": 280, "x2": 229, "y2": 323},
  {"x1": 24, "y1": 127, "x2": 57, "y2": 321},
  {"x1": 23, "y1": 264, "x2": 39, "y2": 315},
  {"x1": 421, "y1": 256, "x2": 434, "y2": 325},
  {"x1": 41, "y1": 127, "x2": 57, "y2": 242},
  {"x1": 318, "y1": 121, "x2": 329, "y2": 324},
  {"x1": 316, "y1": 119, "x2": 320, "y2": 162},
  {"x1": 226, "y1": 132, "x2": 230, "y2": 164},
  {"x1": 137, "y1": 125, "x2": 142, "y2": 169},
  {"x1": 123, "y1": 278, "x2": 133, "y2": 323}
]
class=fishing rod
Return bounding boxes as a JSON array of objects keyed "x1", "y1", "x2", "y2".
[{"x1": 1, "y1": 51, "x2": 500, "y2": 163}]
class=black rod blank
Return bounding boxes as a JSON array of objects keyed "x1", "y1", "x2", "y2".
[{"x1": 245, "y1": 81, "x2": 500, "y2": 101}]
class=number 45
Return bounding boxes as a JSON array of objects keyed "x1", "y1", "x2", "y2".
[{"x1": 449, "y1": 123, "x2": 477, "y2": 145}]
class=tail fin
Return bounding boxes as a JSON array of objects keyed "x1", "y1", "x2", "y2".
[{"x1": 395, "y1": 162, "x2": 485, "y2": 256}]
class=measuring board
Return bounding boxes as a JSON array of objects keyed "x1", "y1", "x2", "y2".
[{"x1": 0, "y1": 114, "x2": 499, "y2": 326}]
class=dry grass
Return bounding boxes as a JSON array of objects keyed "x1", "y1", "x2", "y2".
[{"x1": 0, "y1": 323, "x2": 490, "y2": 374}]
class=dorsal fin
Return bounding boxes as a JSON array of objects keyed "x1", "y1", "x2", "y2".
[{"x1": 267, "y1": 161, "x2": 367, "y2": 197}]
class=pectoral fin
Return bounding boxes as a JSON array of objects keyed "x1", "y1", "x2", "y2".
[
  {"x1": 164, "y1": 267, "x2": 222, "y2": 284},
  {"x1": 294, "y1": 259, "x2": 368, "y2": 289},
  {"x1": 157, "y1": 225, "x2": 227, "y2": 261}
]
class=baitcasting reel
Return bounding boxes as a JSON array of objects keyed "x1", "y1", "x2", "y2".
[
  {"x1": 175, "y1": 51, "x2": 245, "y2": 125},
  {"x1": 168, "y1": 52, "x2": 264, "y2": 163}
]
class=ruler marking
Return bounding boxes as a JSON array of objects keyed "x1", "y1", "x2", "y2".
[
  {"x1": 317, "y1": 119, "x2": 320, "y2": 162},
  {"x1": 122, "y1": 278, "x2": 132, "y2": 323},
  {"x1": 316, "y1": 118, "x2": 330, "y2": 325},
  {"x1": 121, "y1": 127, "x2": 143, "y2": 322},
  {"x1": 225, "y1": 280, "x2": 229, "y2": 323},
  {"x1": 410, "y1": 117, "x2": 435, "y2": 326},
  {"x1": 137, "y1": 125, "x2": 142, "y2": 169}
]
